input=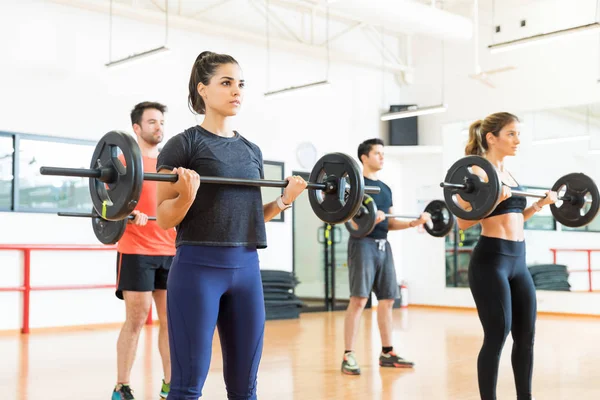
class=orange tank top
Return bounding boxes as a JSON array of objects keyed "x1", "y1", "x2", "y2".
[{"x1": 117, "y1": 155, "x2": 176, "y2": 256}]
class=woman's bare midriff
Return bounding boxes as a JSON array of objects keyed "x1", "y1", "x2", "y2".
[{"x1": 479, "y1": 212, "x2": 524, "y2": 242}]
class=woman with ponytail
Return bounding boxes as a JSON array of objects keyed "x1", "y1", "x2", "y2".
[
  {"x1": 456, "y1": 112, "x2": 557, "y2": 400},
  {"x1": 154, "y1": 51, "x2": 308, "y2": 399}
]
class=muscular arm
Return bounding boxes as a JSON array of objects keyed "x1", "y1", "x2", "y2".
[
  {"x1": 387, "y1": 207, "x2": 418, "y2": 230},
  {"x1": 156, "y1": 169, "x2": 195, "y2": 230},
  {"x1": 155, "y1": 134, "x2": 196, "y2": 230},
  {"x1": 388, "y1": 219, "x2": 413, "y2": 230},
  {"x1": 387, "y1": 207, "x2": 412, "y2": 230}
]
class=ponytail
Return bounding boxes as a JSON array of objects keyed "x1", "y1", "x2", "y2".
[{"x1": 465, "y1": 120, "x2": 484, "y2": 156}]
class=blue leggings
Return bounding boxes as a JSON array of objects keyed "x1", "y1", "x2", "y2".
[
  {"x1": 468, "y1": 236, "x2": 536, "y2": 400},
  {"x1": 166, "y1": 245, "x2": 265, "y2": 400}
]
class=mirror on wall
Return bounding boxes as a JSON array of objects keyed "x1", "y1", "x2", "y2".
[{"x1": 444, "y1": 102, "x2": 600, "y2": 293}]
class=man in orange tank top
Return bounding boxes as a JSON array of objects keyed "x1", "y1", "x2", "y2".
[{"x1": 112, "y1": 102, "x2": 176, "y2": 400}]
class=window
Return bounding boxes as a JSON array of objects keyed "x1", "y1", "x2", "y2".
[
  {"x1": 17, "y1": 137, "x2": 96, "y2": 212},
  {"x1": 446, "y1": 224, "x2": 481, "y2": 288},
  {"x1": 561, "y1": 210, "x2": 600, "y2": 232},
  {"x1": 522, "y1": 186, "x2": 556, "y2": 231},
  {"x1": 0, "y1": 134, "x2": 14, "y2": 210},
  {"x1": 261, "y1": 161, "x2": 285, "y2": 222}
]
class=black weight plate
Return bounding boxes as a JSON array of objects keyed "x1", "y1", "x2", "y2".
[
  {"x1": 442, "y1": 156, "x2": 501, "y2": 220},
  {"x1": 89, "y1": 131, "x2": 143, "y2": 221},
  {"x1": 345, "y1": 195, "x2": 379, "y2": 238},
  {"x1": 550, "y1": 173, "x2": 600, "y2": 228},
  {"x1": 423, "y1": 200, "x2": 454, "y2": 237},
  {"x1": 91, "y1": 209, "x2": 127, "y2": 244},
  {"x1": 308, "y1": 153, "x2": 365, "y2": 224}
]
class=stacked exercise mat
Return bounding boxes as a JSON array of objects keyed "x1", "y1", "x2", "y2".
[
  {"x1": 260, "y1": 270, "x2": 305, "y2": 320},
  {"x1": 528, "y1": 264, "x2": 571, "y2": 291}
]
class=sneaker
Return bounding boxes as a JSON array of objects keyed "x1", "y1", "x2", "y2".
[
  {"x1": 341, "y1": 351, "x2": 361, "y2": 375},
  {"x1": 379, "y1": 351, "x2": 414, "y2": 368},
  {"x1": 159, "y1": 379, "x2": 170, "y2": 399},
  {"x1": 112, "y1": 384, "x2": 135, "y2": 400}
]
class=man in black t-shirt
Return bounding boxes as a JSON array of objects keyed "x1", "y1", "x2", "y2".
[{"x1": 341, "y1": 138, "x2": 431, "y2": 375}]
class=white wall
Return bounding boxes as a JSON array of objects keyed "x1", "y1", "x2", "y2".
[
  {"x1": 0, "y1": 0, "x2": 407, "y2": 330},
  {"x1": 382, "y1": 151, "x2": 446, "y2": 306},
  {"x1": 396, "y1": 0, "x2": 600, "y2": 315}
]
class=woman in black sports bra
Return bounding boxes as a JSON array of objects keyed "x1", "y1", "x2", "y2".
[{"x1": 456, "y1": 112, "x2": 557, "y2": 400}]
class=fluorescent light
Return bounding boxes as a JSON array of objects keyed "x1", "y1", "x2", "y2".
[
  {"x1": 380, "y1": 104, "x2": 447, "y2": 121},
  {"x1": 489, "y1": 22, "x2": 600, "y2": 54},
  {"x1": 264, "y1": 80, "x2": 331, "y2": 97},
  {"x1": 532, "y1": 134, "x2": 590, "y2": 145},
  {"x1": 105, "y1": 46, "x2": 170, "y2": 69}
]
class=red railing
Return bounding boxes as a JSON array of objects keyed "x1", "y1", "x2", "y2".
[
  {"x1": 550, "y1": 248, "x2": 600, "y2": 292},
  {"x1": 0, "y1": 244, "x2": 153, "y2": 333}
]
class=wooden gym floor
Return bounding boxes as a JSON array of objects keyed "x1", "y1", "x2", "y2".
[{"x1": 1, "y1": 307, "x2": 599, "y2": 400}]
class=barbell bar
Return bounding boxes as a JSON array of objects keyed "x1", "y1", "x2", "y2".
[
  {"x1": 57, "y1": 211, "x2": 156, "y2": 221},
  {"x1": 56, "y1": 209, "x2": 157, "y2": 244},
  {"x1": 345, "y1": 195, "x2": 455, "y2": 238},
  {"x1": 42, "y1": 167, "x2": 369, "y2": 193},
  {"x1": 39, "y1": 131, "x2": 380, "y2": 225},
  {"x1": 440, "y1": 155, "x2": 600, "y2": 227},
  {"x1": 439, "y1": 181, "x2": 594, "y2": 204}
]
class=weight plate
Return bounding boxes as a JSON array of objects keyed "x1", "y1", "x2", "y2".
[
  {"x1": 308, "y1": 153, "x2": 365, "y2": 224},
  {"x1": 423, "y1": 200, "x2": 454, "y2": 237},
  {"x1": 89, "y1": 131, "x2": 143, "y2": 221},
  {"x1": 345, "y1": 195, "x2": 378, "y2": 238},
  {"x1": 442, "y1": 156, "x2": 501, "y2": 220},
  {"x1": 550, "y1": 173, "x2": 600, "y2": 228},
  {"x1": 91, "y1": 208, "x2": 127, "y2": 244}
]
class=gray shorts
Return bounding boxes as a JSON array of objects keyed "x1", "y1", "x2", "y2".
[{"x1": 347, "y1": 237, "x2": 399, "y2": 300}]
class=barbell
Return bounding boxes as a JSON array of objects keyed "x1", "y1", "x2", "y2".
[
  {"x1": 344, "y1": 195, "x2": 455, "y2": 238},
  {"x1": 439, "y1": 155, "x2": 600, "y2": 227},
  {"x1": 57, "y1": 209, "x2": 157, "y2": 244},
  {"x1": 40, "y1": 131, "x2": 381, "y2": 225}
]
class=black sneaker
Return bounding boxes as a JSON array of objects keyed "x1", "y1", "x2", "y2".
[
  {"x1": 379, "y1": 351, "x2": 415, "y2": 368},
  {"x1": 112, "y1": 384, "x2": 135, "y2": 400}
]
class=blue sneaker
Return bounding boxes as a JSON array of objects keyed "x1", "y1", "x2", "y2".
[
  {"x1": 112, "y1": 384, "x2": 135, "y2": 400},
  {"x1": 160, "y1": 379, "x2": 170, "y2": 399}
]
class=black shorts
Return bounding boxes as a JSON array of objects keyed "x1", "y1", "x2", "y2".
[{"x1": 115, "y1": 253, "x2": 173, "y2": 300}]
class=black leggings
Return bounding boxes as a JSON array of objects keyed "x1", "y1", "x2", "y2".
[{"x1": 468, "y1": 236, "x2": 537, "y2": 400}]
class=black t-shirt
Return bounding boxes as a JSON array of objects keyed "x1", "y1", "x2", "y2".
[
  {"x1": 156, "y1": 126, "x2": 267, "y2": 248},
  {"x1": 364, "y1": 177, "x2": 393, "y2": 240}
]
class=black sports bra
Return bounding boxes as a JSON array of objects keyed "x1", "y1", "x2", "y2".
[{"x1": 484, "y1": 172, "x2": 527, "y2": 219}]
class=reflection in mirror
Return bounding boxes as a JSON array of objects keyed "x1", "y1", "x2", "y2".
[{"x1": 444, "y1": 101, "x2": 600, "y2": 293}]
